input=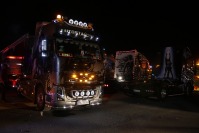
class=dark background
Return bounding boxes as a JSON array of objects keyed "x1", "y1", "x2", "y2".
[{"x1": 0, "y1": 0, "x2": 199, "y2": 61}]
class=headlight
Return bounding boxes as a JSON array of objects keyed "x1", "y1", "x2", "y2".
[
  {"x1": 117, "y1": 75, "x2": 125, "y2": 82},
  {"x1": 74, "y1": 91, "x2": 80, "y2": 97},
  {"x1": 72, "y1": 90, "x2": 96, "y2": 98},
  {"x1": 118, "y1": 76, "x2": 123, "y2": 80}
]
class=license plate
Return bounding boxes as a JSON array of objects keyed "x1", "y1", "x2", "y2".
[{"x1": 77, "y1": 100, "x2": 89, "y2": 105}]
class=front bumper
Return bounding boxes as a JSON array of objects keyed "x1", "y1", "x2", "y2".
[{"x1": 48, "y1": 84, "x2": 103, "y2": 111}]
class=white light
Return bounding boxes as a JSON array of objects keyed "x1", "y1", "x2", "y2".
[
  {"x1": 90, "y1": 36, "x2": 93, "y2": 40},
  {"x1": 83, "y1": 35, "x2": 87, "y2": 38},
  {"x1": 79, "y1": 21, "x2": 83, "y2": 26},
  {"x1": 74, "y1": 20, "x2": 78, "y2": 25},
  {"x1": 59, "y1": 29, "x2": 63, "y2": 34},
  {"x1": 83, "y1": 23, "x2": 87, "y2": 27},
  {"x1": 41, "y1": 40, "x2": 47, "y2": 50},
  {"x1": 42, "y1": 53, "x2": 47, "y2": 57},
  {"x1": 67, "y1": 32, "x2": 70, "y2": 36},
  {"x1": 91, "y1": 90, "x2": 94, "y2": 95},
  {"x1": 95, "y1": 37, "x2": 99, "y2": 41},
  {"x1": 118, "y1": 76, "x2": 123, "y2": 80},
  {"x1": 86, "y1": 91, "x2": 90, "y2": 96},
  {"x1": 68, "y1": 19, "x2": 88, "y2": 28},
  {"x1": 117, "y1": 76, "x2": 125, "y2": 82},
  {"x1": 69, "y1": 19, "x2": 73, "y2": 24},
  {"x1": 80, "y1": 91, "x2": 85, "y2": 96},
  {"x1": 75, "y1": 91, "x2": 79, "y2": 96}
]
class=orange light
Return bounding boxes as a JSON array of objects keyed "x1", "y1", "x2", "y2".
[
  {"x1": 194, "y1": 86, "x2": 199, "y2": 91},
  {"x1": 6, "y1": 56, "x2": 23, "y2": 60},
  {"x1": 57, "y1": 14, "x2": 62, "y2": 19}
]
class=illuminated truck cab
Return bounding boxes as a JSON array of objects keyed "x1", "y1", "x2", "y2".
[{"x1": 17, "y1": 14, "x2": 104, "y2": 111}]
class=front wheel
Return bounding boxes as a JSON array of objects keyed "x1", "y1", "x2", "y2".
[{"x1": 36, "y1": 86, "x2": 45, "y2": 111}]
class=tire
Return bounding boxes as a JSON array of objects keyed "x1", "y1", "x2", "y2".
[
  {"x1": 184, "y1": 83, "x2": 193, "y2": 97},
  {"x1": 122, "y1": 84, "x2": 134, "y2": 97},
  {"x1": 157, "y1": 87, "x2": 167, "y2": 100},
  {"x1": 36, "y1": 86, "x2": 45, "y2": 111}
]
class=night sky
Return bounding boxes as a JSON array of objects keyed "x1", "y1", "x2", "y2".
[{"x1": 0, "y1": 1, "x2": 199, "y2": 61}]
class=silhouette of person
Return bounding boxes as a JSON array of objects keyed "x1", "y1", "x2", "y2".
[
  {"x1": 123, "y1": 55, "x2": 134, "y2": 80},
  {"x1": 164, "y1": 49, "x2": 173, "y2": 79}
]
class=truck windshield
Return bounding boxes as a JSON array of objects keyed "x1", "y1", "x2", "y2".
[
  {"x1": 55, "y1": 38, "x2": 101, "y2": 59},
  {"x1": 60, "y1": 57, "x2": 94, "y2": 72}
]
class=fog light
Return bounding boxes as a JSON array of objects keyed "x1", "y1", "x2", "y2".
[{"x1": 74, "y1": 91, "x2": 80, "y2": 96}]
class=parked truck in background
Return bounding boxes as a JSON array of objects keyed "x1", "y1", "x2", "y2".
[
  {"x1": 1, "y1": 14, "x2": 105, "y2": 111},
  {"x1": 114, "y1": 47, "x2": 194, "y2": 100},
  {"x1": 0, "y1": 34, "x2": 29, "y2": 90},
  {"x1": 193, "y1": 58, "x2": 199, "y2": 92}
]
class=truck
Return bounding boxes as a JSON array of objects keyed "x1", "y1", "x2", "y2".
[
  {"x1": 114, "y1": 47, "x2": 194, "y2": 100},
  {"x1": 0, "y1": 34, "x2": 29, "y2": 92},
  {"x1": 0, "y1": 14, "x2": 105, "y2": 111}
]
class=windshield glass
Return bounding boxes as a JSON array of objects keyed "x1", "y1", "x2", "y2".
[
  {"x1": 55, "y1": 38, "x2": 101, "y2": 60},
  {"x1": 60, "y1": 57, "x2": 94, "y2": 72}
]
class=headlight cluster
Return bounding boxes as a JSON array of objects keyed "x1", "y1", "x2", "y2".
[
  {"x1": 69, "y1": 72, "x2": 95, "y2": 83},
  {"x1": 72, "y1": 90, "x2": 96, "y2": 98}
]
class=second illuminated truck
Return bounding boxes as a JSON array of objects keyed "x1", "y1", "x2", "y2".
[
  {"x1": 114, "y1": 47, "x2": 194, "y2": 100},
  {"x1": 15, "y1": 15, "x2": 104, "y2": 111}
]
